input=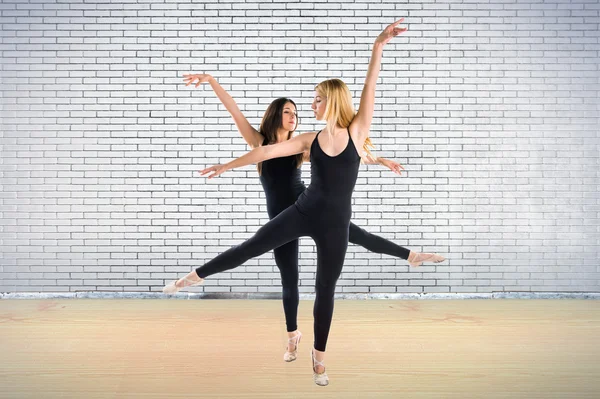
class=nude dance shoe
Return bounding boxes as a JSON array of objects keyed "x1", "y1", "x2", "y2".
[
  {"x1": 311, "y1": 349, "x2": 329, "y2": 386},
  {"x1": 162, "y1": 275, "x2": 204, "y2": 295},
  {"x1": 283, "y1": 331, "x2": 302, "y2": 362},
  {"x1": 408, "y1": 252, "x2": 446, "y2": 267}
]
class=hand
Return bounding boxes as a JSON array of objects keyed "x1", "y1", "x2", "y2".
[
  {"x1": 183, "y1": 73, "x2": 213, "y2": 87},
  {"x1": 380, "y1": 158, "x2": 405, "y2": 175},
  {"x1": 375, "y1": 18, "x2": 407, "y2": 46},
  {"x1": 199, "y1": 164, "x2": 228, "y2": 179}
]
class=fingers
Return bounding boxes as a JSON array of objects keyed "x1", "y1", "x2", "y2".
[
  {"x1": 184, "y1": 78, "x2": 203, "y2": 87},
  {"x1": 388, "y1": 18, "x2": 407, "y2": 36},
  {"x1": 378, "y1": 19, "x2": 407, "y2": 44},
  {"x1": 201, "y1": 171, "x2": 217, "y2": 179},
  {"x1": 390, "y1": 163, "x2": 404, "y2": 175},
  {"x1": 183, "y1": 75, "x2": 195, "y2": 86},
  {"x1": 392, "y1": 17, "x2": 404, "y2": 26},
  {"x1": 199, "y1": 167, "x2": 222, "y2": 179},
  {"x1": 182, "y1": 74, "x2": 207, "y2": 87},
  {"x1": 199, "y1": 167, "x2": 214, "y2": 176}
]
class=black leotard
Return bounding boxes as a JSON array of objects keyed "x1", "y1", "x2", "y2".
[
  {"x1": 259, "y1": 155, "x2": 305, "y2": 217},
  {"x1": 296, "y1": 130, "x2": 360, "y2": 225}
]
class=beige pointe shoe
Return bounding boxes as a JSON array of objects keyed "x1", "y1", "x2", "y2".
[
  {"x1": 162, "y1": 275, "x2": 204, "y2": 295},
  {"x1": 311, "y1": 349, "x2": 329, "y2": 386},
  {"x1": 408, "y1": 252, "x2": 446, "y2": 267},
  {"x1": 283, "y1": 331, "x2": 302, "y2": 362}
]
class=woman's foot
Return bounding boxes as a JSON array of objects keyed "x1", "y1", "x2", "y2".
[
  {"x1": 408, "y1": 251, "x2": 445, "y2": 267},
  {"x1": 283, "y1": 330, "x2": 302, "y2": 362},
  {"x1": 162, "y1": 272, "x2": 204, "y2": 294},
  {"x1": 311, "y1": 348, "x2": 328, "y2": 386}
]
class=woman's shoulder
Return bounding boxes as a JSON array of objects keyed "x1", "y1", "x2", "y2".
[
  {"x1": 295, "y1": 131, "x2": 318, "y2": 138},
  {"x1": 292, "y1": 131, "x2": 318, "y2": 144}
]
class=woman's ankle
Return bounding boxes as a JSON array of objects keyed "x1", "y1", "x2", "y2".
[
  {"x1": 408, "y1": 250, "x2": 416, "y2": 261},
  {"x1": 176, "y1": 272, "x2": 201, "y2": 288},
  {"x1": 313, "y1": 348, "x2": 325, "y2": 360}
]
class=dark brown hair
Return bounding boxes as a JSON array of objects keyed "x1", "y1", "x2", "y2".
[{"x1": 257, "y1": 98, "x2": 304, "y2": 175}]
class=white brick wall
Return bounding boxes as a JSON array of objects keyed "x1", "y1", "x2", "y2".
[{"x1": 1, "y1": 0, "x2": 599, "y2": 294}]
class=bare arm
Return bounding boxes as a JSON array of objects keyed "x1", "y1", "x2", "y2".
[
  {"x1": 360, "y1": 152, "x2": 380, "y2": 165},
  {"x1": 351, "y1": 19, "x2": 407, "y2": 142},
  {"x1": 183, "y1": 73, "x2": 264, "y2": 149},
  {"x1": 200, "y1": 133, "x2": 316, "y2": 178},
  {"x1": 361, "y1": 155, "x2": 405, "y2": 175}
]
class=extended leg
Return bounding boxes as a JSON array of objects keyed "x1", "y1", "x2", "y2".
[
  {"x1": 195, "y1": 205, "x2": 308, "y2": 279},
  {"x1": 348, "y1": 222, "x2": 410, "y2": 260}
]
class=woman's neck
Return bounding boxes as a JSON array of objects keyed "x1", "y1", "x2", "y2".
[
  {"x1": 274, "y1": 129, "x2": 289, "y2": 143},
  {"x1": 325, "y1": 124, "x2": 347, "y2": 136}
]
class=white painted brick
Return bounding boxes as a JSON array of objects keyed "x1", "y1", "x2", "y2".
[{"x1": 0, "y1": 0, "x2": 597, "y2": 294}]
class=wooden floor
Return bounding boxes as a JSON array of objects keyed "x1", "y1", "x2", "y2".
[{"x1": 0, "y1": 298, "x2": 599, "y2": 398}]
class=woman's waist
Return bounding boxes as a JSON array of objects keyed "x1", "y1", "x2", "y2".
[
  {"x1": 295, "y1": 191, "x2": 352, "y2": 211},
  {"x1": 300, "y1": 184, "x2": 355, "y2": 201}
]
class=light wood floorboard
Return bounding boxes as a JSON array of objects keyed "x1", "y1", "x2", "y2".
[{"x1": 1, "y1": 299, "x2": 598, "y2": 398}]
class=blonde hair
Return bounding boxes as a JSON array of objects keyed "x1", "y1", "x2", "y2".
[{"x1": 315, "y1": 78, "x2": 375, "y2": 159}]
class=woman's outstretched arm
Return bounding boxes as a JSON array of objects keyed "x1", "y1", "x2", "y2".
[
  {"x1": 183, "y1": 73, "x2": 264, "y2": 148},
  {"x1": 361, "y1": 154, "x2": 405, "y2": 175},
  {"x1": 200, "y1": 133, "x2": 316, "y2": 179}
]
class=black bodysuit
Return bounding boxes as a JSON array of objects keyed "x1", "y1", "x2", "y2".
[{"x1": 195, "y1": 131, "x2": 409, "y2": 352}]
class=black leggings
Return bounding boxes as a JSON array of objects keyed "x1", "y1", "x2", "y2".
[
  {"x1": 196, "y1": 205, "x2": 348, "y2": 352},
  {"x1": 195, "y1": 204, "x2": 410, "y2": 352},
  {"x1": 273, "y1": 222, "x2": 410, "y2": 334}
]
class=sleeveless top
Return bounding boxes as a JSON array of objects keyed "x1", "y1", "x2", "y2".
[
  {"x1": 259, "y1": 155, "x2": 306, "y2": 218},
  {"x1": 295, "y1": 129, "x2": 361, "y2": 226}
]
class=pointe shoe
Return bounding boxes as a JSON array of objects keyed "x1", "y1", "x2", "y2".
[
  {"x1": 162, "y1": 275, "x2": 204, "y2": 295},
  {"x1": 311, "y1": 349, "x2": 329, "y2": 387},
  {"x1": 408, "y1": 252, "x2": 446, "y2": 267},
  {"x1": 283, "y1": 331, "x2": 302, "y2": 362}
]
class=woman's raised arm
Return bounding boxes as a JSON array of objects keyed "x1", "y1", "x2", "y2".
[
  {"x1": 351, "y1": 19, "x2": 407, "y2": 141},
  {"x1": 183, "y1": 73, "x2": 264, "y2": 148}
]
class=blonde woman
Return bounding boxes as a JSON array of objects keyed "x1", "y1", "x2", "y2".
[{"x1": 164, "y1": 19, "x2": 444, "y2": 386}]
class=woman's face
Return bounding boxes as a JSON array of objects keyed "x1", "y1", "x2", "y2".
[
  {"x1": 311, "y1": 92, "x2": 326, "y2": 121},
  {"x1": 281, "y1": 102, "x2": 298, "y2": 131}
]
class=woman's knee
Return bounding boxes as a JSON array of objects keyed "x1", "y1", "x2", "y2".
[
  {"x1": 282, "y1": 284, "x2": 299, "y2": 299},
  {"x1": 315, "y1": 280, "x2": 337, "y2": 298}
]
